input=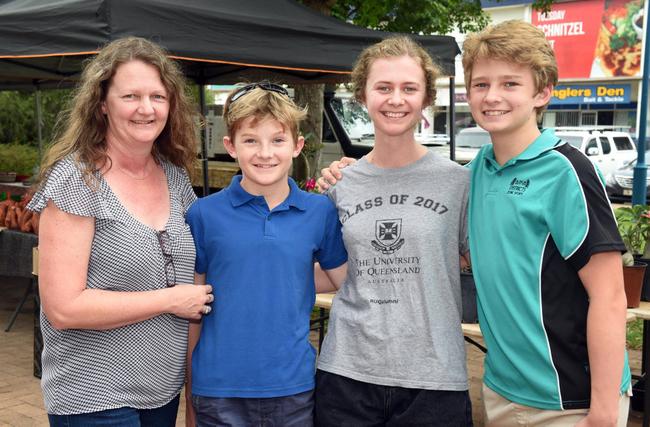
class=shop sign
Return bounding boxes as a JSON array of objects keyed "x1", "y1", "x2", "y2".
[
  {"x1": 532, "y1": 0, "x2": 645, "y2": 79},
  {"x1": 551, "y1": 83, "x2": 631, "y2": 104}
]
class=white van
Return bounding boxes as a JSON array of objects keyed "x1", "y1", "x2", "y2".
[
  {"x1": 554, "y1": 128, "x2": 636, "y2": 177},
  {"x1": 424, "y1": 126, "x2": 637, "y2": 176}
]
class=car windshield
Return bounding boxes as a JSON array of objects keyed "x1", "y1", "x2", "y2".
[
  {"x1": 330, "y1": 97, "x2": 374, "y2": 141},
  {"x1": 623, "y1": 151, "x2": 650, "y2": 168},
  {"x1": 561, "y1": 135, "x2": 584, "y2": 149},
  {"x1": 614, "y1": 136, "x2": 634, "y2": 150},
  {"x1": 456, "y1": 130, "x2": 492, "y2": 148}
]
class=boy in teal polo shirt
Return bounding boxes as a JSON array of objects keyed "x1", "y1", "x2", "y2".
[
  {"x1": 463, "y1": 20, "x2": 630, "y2": 426},
  {"x1": 185, "y1": 82, "x2": 348, "y2": 426}
]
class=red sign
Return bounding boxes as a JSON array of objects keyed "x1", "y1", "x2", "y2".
[
  {"x1": 533, "y1": 0, "x2": 644, "y2": 79},
  {"x1": 533, "y1": 0, "x2": 605, "y2": 79}
]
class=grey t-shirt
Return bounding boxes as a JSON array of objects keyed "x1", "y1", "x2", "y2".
[{"x1": 318, "y1": 151, "x2": 470, "y2": 390}]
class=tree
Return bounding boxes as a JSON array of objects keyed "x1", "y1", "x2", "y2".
[
  {"x1": 0, "y1": 89, "x2": 71, "y2": 147},
  {"x1": 295, "y1": 0, "x2": 554, "y2": 183},
  {"x1": 330, "y1": 0, "x2": 555, "y2": 34}
]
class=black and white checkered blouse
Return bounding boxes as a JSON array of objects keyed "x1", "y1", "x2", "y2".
[{"x1": 28, "y1": 155, "x2": 197, "y2": 415}]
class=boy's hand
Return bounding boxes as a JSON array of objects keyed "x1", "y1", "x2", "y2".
[
  {"x1": 316, "y1": 157, "x2": 356, "y2": 192},
  {"x1": 575, "y1": 410, "x2": 617, "y2": 427}
]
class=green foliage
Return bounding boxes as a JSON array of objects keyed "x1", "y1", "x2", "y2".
[
  {"x1": 328, "y1": 0, "x2": 556, "y2": 34},
  {"x1": 300, "y1": 131, "x2": 324, "y2": 158},
  {"x1": 0, "y1": 143, "x2": 39, "y2": 175},
  {"x1": 0, "y1": 89, "x2": 71, "y2": 147},
  {"x1": 627, "y1": 318, "x2": 643, "y2": 350},
  {"x1": 330, "y1": 0, "x2": 487, "y2": 34},
  {"x1": 615, "y1": 205, "x2": 650, "y2": 256},
  {"x1": 189, "y1": 84, "x2": 216, "y2": 108}
]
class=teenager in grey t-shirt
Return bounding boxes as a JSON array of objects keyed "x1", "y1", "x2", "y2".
[{"x1": 318, "y1": 151, "x2": 470, "y2": 390}]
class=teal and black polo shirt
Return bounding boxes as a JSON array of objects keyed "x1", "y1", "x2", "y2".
[{"x1": 468, "y1": 128, "x2": 630, "y2": 410}]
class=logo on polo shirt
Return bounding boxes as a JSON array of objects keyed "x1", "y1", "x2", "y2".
[
  {"x1": 507, "y1": 177, "x2": 530, "y2": 196},
  {"x1": 371, "y1": 219, "x2": 405, "y2": 255}
]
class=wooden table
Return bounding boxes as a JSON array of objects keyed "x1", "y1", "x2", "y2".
[
  {"x1": 313, "y1": 292, "x2": 641, "y2": 407},
  {"x1": 0, "y1": 182, "x2": 31, "y2": 197},
  {"x1": 314, "y1": 292, "x2": 485, "y2": 351},
  {"x1": 316, "y1": 292, "x2": 637, "y2": 341},
  {"x1": 0, "y1": 227, "x2": 38, "y2": 332}
]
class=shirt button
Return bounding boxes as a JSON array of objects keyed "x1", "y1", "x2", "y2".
[{"x1": 497, "y1": 171, "x2": 502, "y2": 176}]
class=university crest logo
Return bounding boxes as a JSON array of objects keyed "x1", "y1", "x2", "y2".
[{"x1": 371, "y1": 219, "x2": 405, "y2": 255}]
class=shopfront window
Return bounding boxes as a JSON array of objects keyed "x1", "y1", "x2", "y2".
[{"x1": 556, "y1": 111, "x2": 580, "y2": 127}]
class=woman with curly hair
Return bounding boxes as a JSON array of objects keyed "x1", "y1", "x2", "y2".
[{"x1": 28, "y1": 37, "x2": 213, "y2": 426}]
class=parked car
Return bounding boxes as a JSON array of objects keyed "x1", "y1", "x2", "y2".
[
  {"x1": 323, "y1": 92, "x2": 474, "y2": 165},
  {"x1": 605, "y1": 152, "x2": 650, "y2": 200},
  {"x1": 554, "y1": 128, "x2": 637, "y2": 177},
  {"x1": 453, "y1": 127, "x2": 492, "y2": 164}
]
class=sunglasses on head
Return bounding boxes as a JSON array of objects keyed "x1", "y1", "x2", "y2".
[{"x1": 229, "y1": 81, "x2": 289, "y2": 104}]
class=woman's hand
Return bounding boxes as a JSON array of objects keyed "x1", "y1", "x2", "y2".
[
  {"x1": 167, "y1": 284, "x2": 214, "y2": 320},
  {"x1": 316, "y1": 157, "x2": 356, "y2": 192}
]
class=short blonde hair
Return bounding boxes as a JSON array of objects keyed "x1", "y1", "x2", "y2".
[
  {"x1": 351, "y1": 36, "x2": 441, "y2": 106},
  {"x1": 223, "y1": 85, "x2": 307, "y2": 142},
  {"x1": 462, "y1": 20, "x2": 558, "y2": 119}
]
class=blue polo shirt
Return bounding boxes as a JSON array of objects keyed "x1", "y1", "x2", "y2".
[
  {"x1": 468, "y1": 129, "x2": 630, "y2": 410},
  {"x1": 186, "y1": 175, "x2": 347, "y2": 398}
]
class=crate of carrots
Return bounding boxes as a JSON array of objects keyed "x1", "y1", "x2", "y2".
[{"x1": 0, "y1": 192, "x2": 39, "y2": 235}]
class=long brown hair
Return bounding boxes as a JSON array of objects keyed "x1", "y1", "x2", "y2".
[{"x1": 36, "y1": 37, "x2": 199, "y2": 188}]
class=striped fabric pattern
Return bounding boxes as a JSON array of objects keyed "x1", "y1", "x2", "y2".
[{"x1": 28, "y1": 155, "x2": 197, "y2": 415}]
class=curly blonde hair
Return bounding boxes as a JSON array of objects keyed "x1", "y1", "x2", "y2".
[
  {"x1": 36, "y1": 37, "x2": 199, "y2": 188},
  {"x1": 223, "y1": 85, "x2": 307, "y2": 143},
  {"x1": 462, "y1": 20, "x2": 558, "y2": 120},
  {"x1": 351, "y1": 36, "x2": 441, "y2": 106}
]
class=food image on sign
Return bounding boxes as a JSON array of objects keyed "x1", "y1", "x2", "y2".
[{"x1": 594, "y1": 0, "x2": 643, "y2": 76}]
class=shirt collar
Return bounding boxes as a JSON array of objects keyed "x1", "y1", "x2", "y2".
[
  {"x1": 516, "y1": 128, "x2": 562, "y2": 160},
  {"x1": 226, "y1": 175, "x2": 307, "y2": 211},
  {"x1": 483, "y1": 128, "x2": 561, "y2": 169}
]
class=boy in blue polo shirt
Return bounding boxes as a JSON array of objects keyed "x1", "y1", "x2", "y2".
[
  {"x1": 463, "y1": 20, "x2": 630, "y2": 426},
  {"x1": 185, "y1": 82, "x2": 348, "y2": 426}
]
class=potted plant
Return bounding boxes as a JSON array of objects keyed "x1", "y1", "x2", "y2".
[
  {"x1": 615, "y1": 205, "x2": 650, "y2": 307},
  {"x1": 0, "y1": 144, "x2": 39, "y2": 183}
]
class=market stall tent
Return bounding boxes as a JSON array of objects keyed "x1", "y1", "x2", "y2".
[
  {"x1": 0, "y1": 0, "x2": 460, "y2": 192},
  {"x1": 0, "y1": 0, "x2": 459, "y2": 87}
]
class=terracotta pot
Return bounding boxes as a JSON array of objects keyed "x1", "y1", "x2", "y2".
[
  {"x1": 637, "y1": 257, "x2": 650, "y2": 301},
  {"x1": 623, "y1": 261, "x2": 646, "y2": 308}
]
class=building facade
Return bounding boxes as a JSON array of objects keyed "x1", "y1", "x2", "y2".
[{"x1": 432, "y1": 0, "x2": 647, "y2": 138}]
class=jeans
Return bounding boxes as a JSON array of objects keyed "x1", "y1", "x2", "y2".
[
  {"x1": 315, "y1": 370, "x2": 473, "y2": 427},
  {"x1": 47, "y1": 394, "x2": 179, "y2": 427},
  {"x1": 192, "y1": 389, "x2": 314, "y2": 427}
]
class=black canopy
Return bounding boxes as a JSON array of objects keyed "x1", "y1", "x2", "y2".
[{"x1": 0, "y1": 0, "x2": 459, "y2": 88}]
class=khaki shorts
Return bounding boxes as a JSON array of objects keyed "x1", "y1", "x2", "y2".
[{"x1": 482, "y1": 383, "x2": 631, "y2": 427}]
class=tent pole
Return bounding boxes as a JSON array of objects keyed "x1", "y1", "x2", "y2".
[
  {"x1": 199, "y1": 84, "x2": 209, "y2": 197},
  {"x1": 449, "y1": 76, "x2": 456, "y2": 162},
  {"x1": 35, "y1": 84, "x2": 43, "y2": 162},
  {"x1": 632, "y1": 5, "x2": 650, "y2": 206}
]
